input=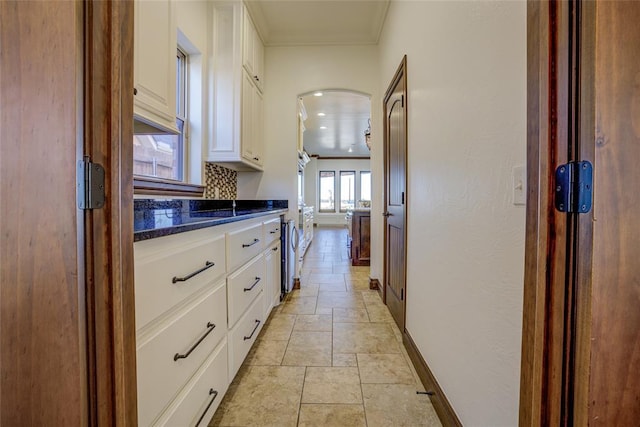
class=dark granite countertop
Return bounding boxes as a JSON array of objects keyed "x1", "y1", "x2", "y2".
[{"x1": 134, "y1": 199, "x2": 288, "y2": 242}]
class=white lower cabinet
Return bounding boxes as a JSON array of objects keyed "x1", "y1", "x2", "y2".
[
  {"x1": 136, "y1": 282, "x2": 227, "y2": 426},
  {"x1": 134, "y1": 214, "x2": 282, "y2": 426},
  {"x1": 228, "y1": 291, "x2": 265, "y2": 379},
  {"x1": 227, "y1": 254, "x2": 265, "y2": 328},
  {"x1": 263, "y1": 242, "x2": 281, "y2": 318},
  {"x1": 155, "y1": 340, "x2": 229, "y2": 427}
]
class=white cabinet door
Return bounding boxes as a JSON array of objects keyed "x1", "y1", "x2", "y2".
[
  {"x1": 268, "y1": 243, "x2": 281, "y2": 310},
  {"x1": 241, "y1": 72, "x2": 254, "y2": 163},
  {"x1": 253, "y1": 29, "x2": 264, "y2": 92},
  {"x1": 252, "y1": 87, "x2": 264, "y2": 166},
  {"x1": 133, "y1": 0, "x2": 178, "y2": 133},
  {"x1": 240, "y1": 71, "x2": 263, "y2": 167},
  {"x1": 242, "y1": 9, "x2": 255, "y2": 77}
]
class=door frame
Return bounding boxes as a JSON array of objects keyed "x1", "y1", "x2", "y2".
[
  {"x1": 84, "y1": 1, "x2": 137, "y2": 424},
  {"x1": 519, "y1": 1, "x2": 596, "y2": 425},
  {"x1": 382, "y1": 55, "x2": 408, "y2": 329}
]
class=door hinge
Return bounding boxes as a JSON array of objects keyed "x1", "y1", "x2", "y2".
[
  {"x1": 401, "y1": 191, "x2": 405, "y2": 205},
  {"x1": 554, "y1": 161, "x2": 592, "y2": 213},
  {"x1": 400, "y1": 288, "x2": 404, "y2": 300},
  {"x1": 78, "y1": 157, "x2": 105, "y2": 210}
]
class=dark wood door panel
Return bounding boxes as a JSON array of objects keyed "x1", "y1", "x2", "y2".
[
  {"x1": 0, "y1": 1, "x2": 86, "y2": 424},
  {"x1": 384, "y1": 56, "x2": 407, "y2": 332},
  {"x1": 588, "y1": 2, "x2": 640, "y2": 424}
]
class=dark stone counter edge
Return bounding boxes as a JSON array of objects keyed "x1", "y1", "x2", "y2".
[{"x1": 134, "y1": 208, "x2": 288, "y2": 242}]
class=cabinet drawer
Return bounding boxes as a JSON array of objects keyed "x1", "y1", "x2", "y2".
[
  {"x1": 227, "y1": 222, "x2": 263, "y2": 273},
  {"x1": 154, "y1": 340, "x2": 229, "y2": 427},
  {"x1": 228, "y1": 291, "x2": 265, "y2": 380},
  {"x1": 263, "y1": 217, "x2": 281, "y2": 246},
  {"x1": 137, "y1": 282, "x2": 227, "y2": 427},
  {"x1": 227, "y1": 254, "x2": 265, "y2": 328},
  {"x1": 135, "y1": 231, "x2": 226, "y2": 329}
]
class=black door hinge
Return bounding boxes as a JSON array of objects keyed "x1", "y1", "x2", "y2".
[
  {"x1": 78, "y1": 156, "x2": 105, "y2": 210},
  {"x1": 400, "y1": 288, "x2": 404, "y2": 301},
  {"x1": 554, "y1": 161, "x2": 592, "y2": 213}
]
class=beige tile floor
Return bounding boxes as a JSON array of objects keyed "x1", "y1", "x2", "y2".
[{"x1": 211, "y1": 227, "x2": 442, "y2": 427}]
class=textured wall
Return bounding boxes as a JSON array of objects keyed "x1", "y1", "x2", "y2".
[{"x1": 378, "y1": 1, "x2": 526, "y2": 425}]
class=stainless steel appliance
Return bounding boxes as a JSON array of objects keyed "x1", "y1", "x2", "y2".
[{"x1": 281, "y1": 218, "x2": 300, "y2": 296}]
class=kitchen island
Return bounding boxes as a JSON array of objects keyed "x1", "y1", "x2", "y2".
[{"x1": 346, "y1": 208, "x2": 371, "y2": 266}]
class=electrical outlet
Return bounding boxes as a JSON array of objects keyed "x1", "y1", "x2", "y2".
[{"x1": 513, "y1": 165, "x2": 525, "y2": 206}]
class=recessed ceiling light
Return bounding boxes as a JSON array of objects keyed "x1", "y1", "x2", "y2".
[
  {"x1": 348, "y1": 147, "x2": 353, "y2": 153},
  {"x1": 317, "y1": 112, "x2": 325, "y2": 117},
  {"x1": 319, "y1": 126, "x2": 327, "y2": 129},
  {"x1": 314, "y1": 92, "x2": 323, "y2": 97}
]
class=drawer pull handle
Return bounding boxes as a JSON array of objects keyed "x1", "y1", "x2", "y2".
[
  {"x1": 173, "y1": 322, "x2": 216, "y2": 361},
  {"x1": 243, "y1": 277, "x2": 261, "y2": 292},
  {"x1": 195, "y1": 389, "x2": 219, "y2": 427},
  {"x1": 172, "y1": 261, "x2": 215, "y2": 284},
  {"x1": 243, "y1": 319, "x2": 261, "y2": 341},
  {"x1": 242, "y1": 238, "x2": 260, "y2": 248},
  {"x1": 269, "y1": 228, "x2": 279, "y2": 234}
]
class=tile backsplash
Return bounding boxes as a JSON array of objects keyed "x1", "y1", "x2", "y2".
[{"x1": 205, "y1": 163, "x2": 237, "y2": 199}]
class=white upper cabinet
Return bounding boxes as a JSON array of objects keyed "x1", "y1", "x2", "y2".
[
  {"x1": 133, "y1": 0, "x2": 179, "y2": 133},
  {"x1": 242, "y1": 11, "x2": 264, "y2": 93},
  {"x1": 209, "y1": 2, "x2": 265, "y2": 171}
]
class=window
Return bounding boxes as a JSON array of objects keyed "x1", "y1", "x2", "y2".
[
  {"x1": 360, "y1": 171, "x2": 371, "y2": 202},
  {"x1": 339, "y1": 171, "x2": 355, "y2": 212},
  {"x1": 319, "y1": 171, "x2": 335, "y2": 212},
  {"x1": 133, "y1": 49, "x2": 187, "y2": 182}
]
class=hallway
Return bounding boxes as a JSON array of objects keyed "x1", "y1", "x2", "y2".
[{"x1": 210, "y1": 227, "x2": 441, "y2": 426}]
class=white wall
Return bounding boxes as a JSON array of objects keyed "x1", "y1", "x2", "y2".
[
  {"x1": 309, "y1": 158, "x2": 371, "y2": 226},
  {"x1": 378, "y1": 1, "x2": 526, "y2": 425},
  {"x1": 238, "y1": 44, "x2": 384, "y2": 280}
]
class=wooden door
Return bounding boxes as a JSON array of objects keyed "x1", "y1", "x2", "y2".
[
  {"x1": 1, "y1": 2, "x2": 87, "y2": 423},
  {"x1": 383, "y1": 56, "x2": 408, "y2": 331},
  {"x1": 1, "y1": 1, "x2": 136, "y2": 424},
  {"x1": 578, "y1": 2, "x2": 640, "y2": 423},
  {"x1": 520, "y1": 1, "x2": 640, "y2": 425}
]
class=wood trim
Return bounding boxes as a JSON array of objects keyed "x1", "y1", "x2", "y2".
[
  {"x1": 84, "y1": 1, "x2": 137, "y2": 424},
  {"x1": 368, "y1": 277, "x2": 380, "y2": 290},
  {"x1": 572, "y1": 2, "x2": 595, "y2": 424},
  {"x1": 520, "y1": 2, "x2": 573, "y2": 425},
  {"x1": 403, "y1": 331, "x2": 462, "y2": 427},
  {"x1": 133, "y1": 175, "x2": 205, "y2": 197}
]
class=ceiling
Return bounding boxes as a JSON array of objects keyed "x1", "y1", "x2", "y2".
[
  {"x1": 299, "y1": 91, "x2": 371, "y2": 158},
  {"x1": 245, "y1": 1, "x2": 390, "y2": 46},
  {"x1": 243, "y1": 1, "x2": 384, "y2": 157}
]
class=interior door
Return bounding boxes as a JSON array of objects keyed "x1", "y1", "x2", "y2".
[
  {"x1": 1, "y1": 1, "x2": 136, "y2": 424},
  {"x1": 576, "y1": 2, "x2": 640, "y2": 423},
  {"x1": 383, "y1": 56, "x2": 408, "y2": 331},
  {"x1": 520, "y1": 1, "x2": 640, "y2": 425},
  {"x1": 0, "y1": 2, "x2": 87, "y2": 424}
]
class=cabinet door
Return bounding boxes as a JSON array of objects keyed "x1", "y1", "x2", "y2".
[
  {"x1": 242, "y1": 9, "x2": 254, "y2": 77},
  {"x1": 133, "y1": 0, "x2": 178, "y2": 132},
  {"x1": 252, "y1": 88, "x2": 264, "y2": 166},
  {"x1": 264, "y1": 243, "x2": 281, "y2": 317},
  {"x1": 241, "y1": 72, "x2": 254, "y2": 162},
  {"x1": 270, "y1": 243, "x2": 281, "y2": 309},
  {"x1": 253, "y1": 31, "x2": 264, "y2": 91}
]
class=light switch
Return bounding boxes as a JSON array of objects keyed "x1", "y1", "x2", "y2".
[{"x1": 513, "y1": 165, "x2": 525, "y2": 206}]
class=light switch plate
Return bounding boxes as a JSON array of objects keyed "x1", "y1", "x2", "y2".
[{"x1": 513, "y1": 165, "x2": 525, "y2": 206}]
